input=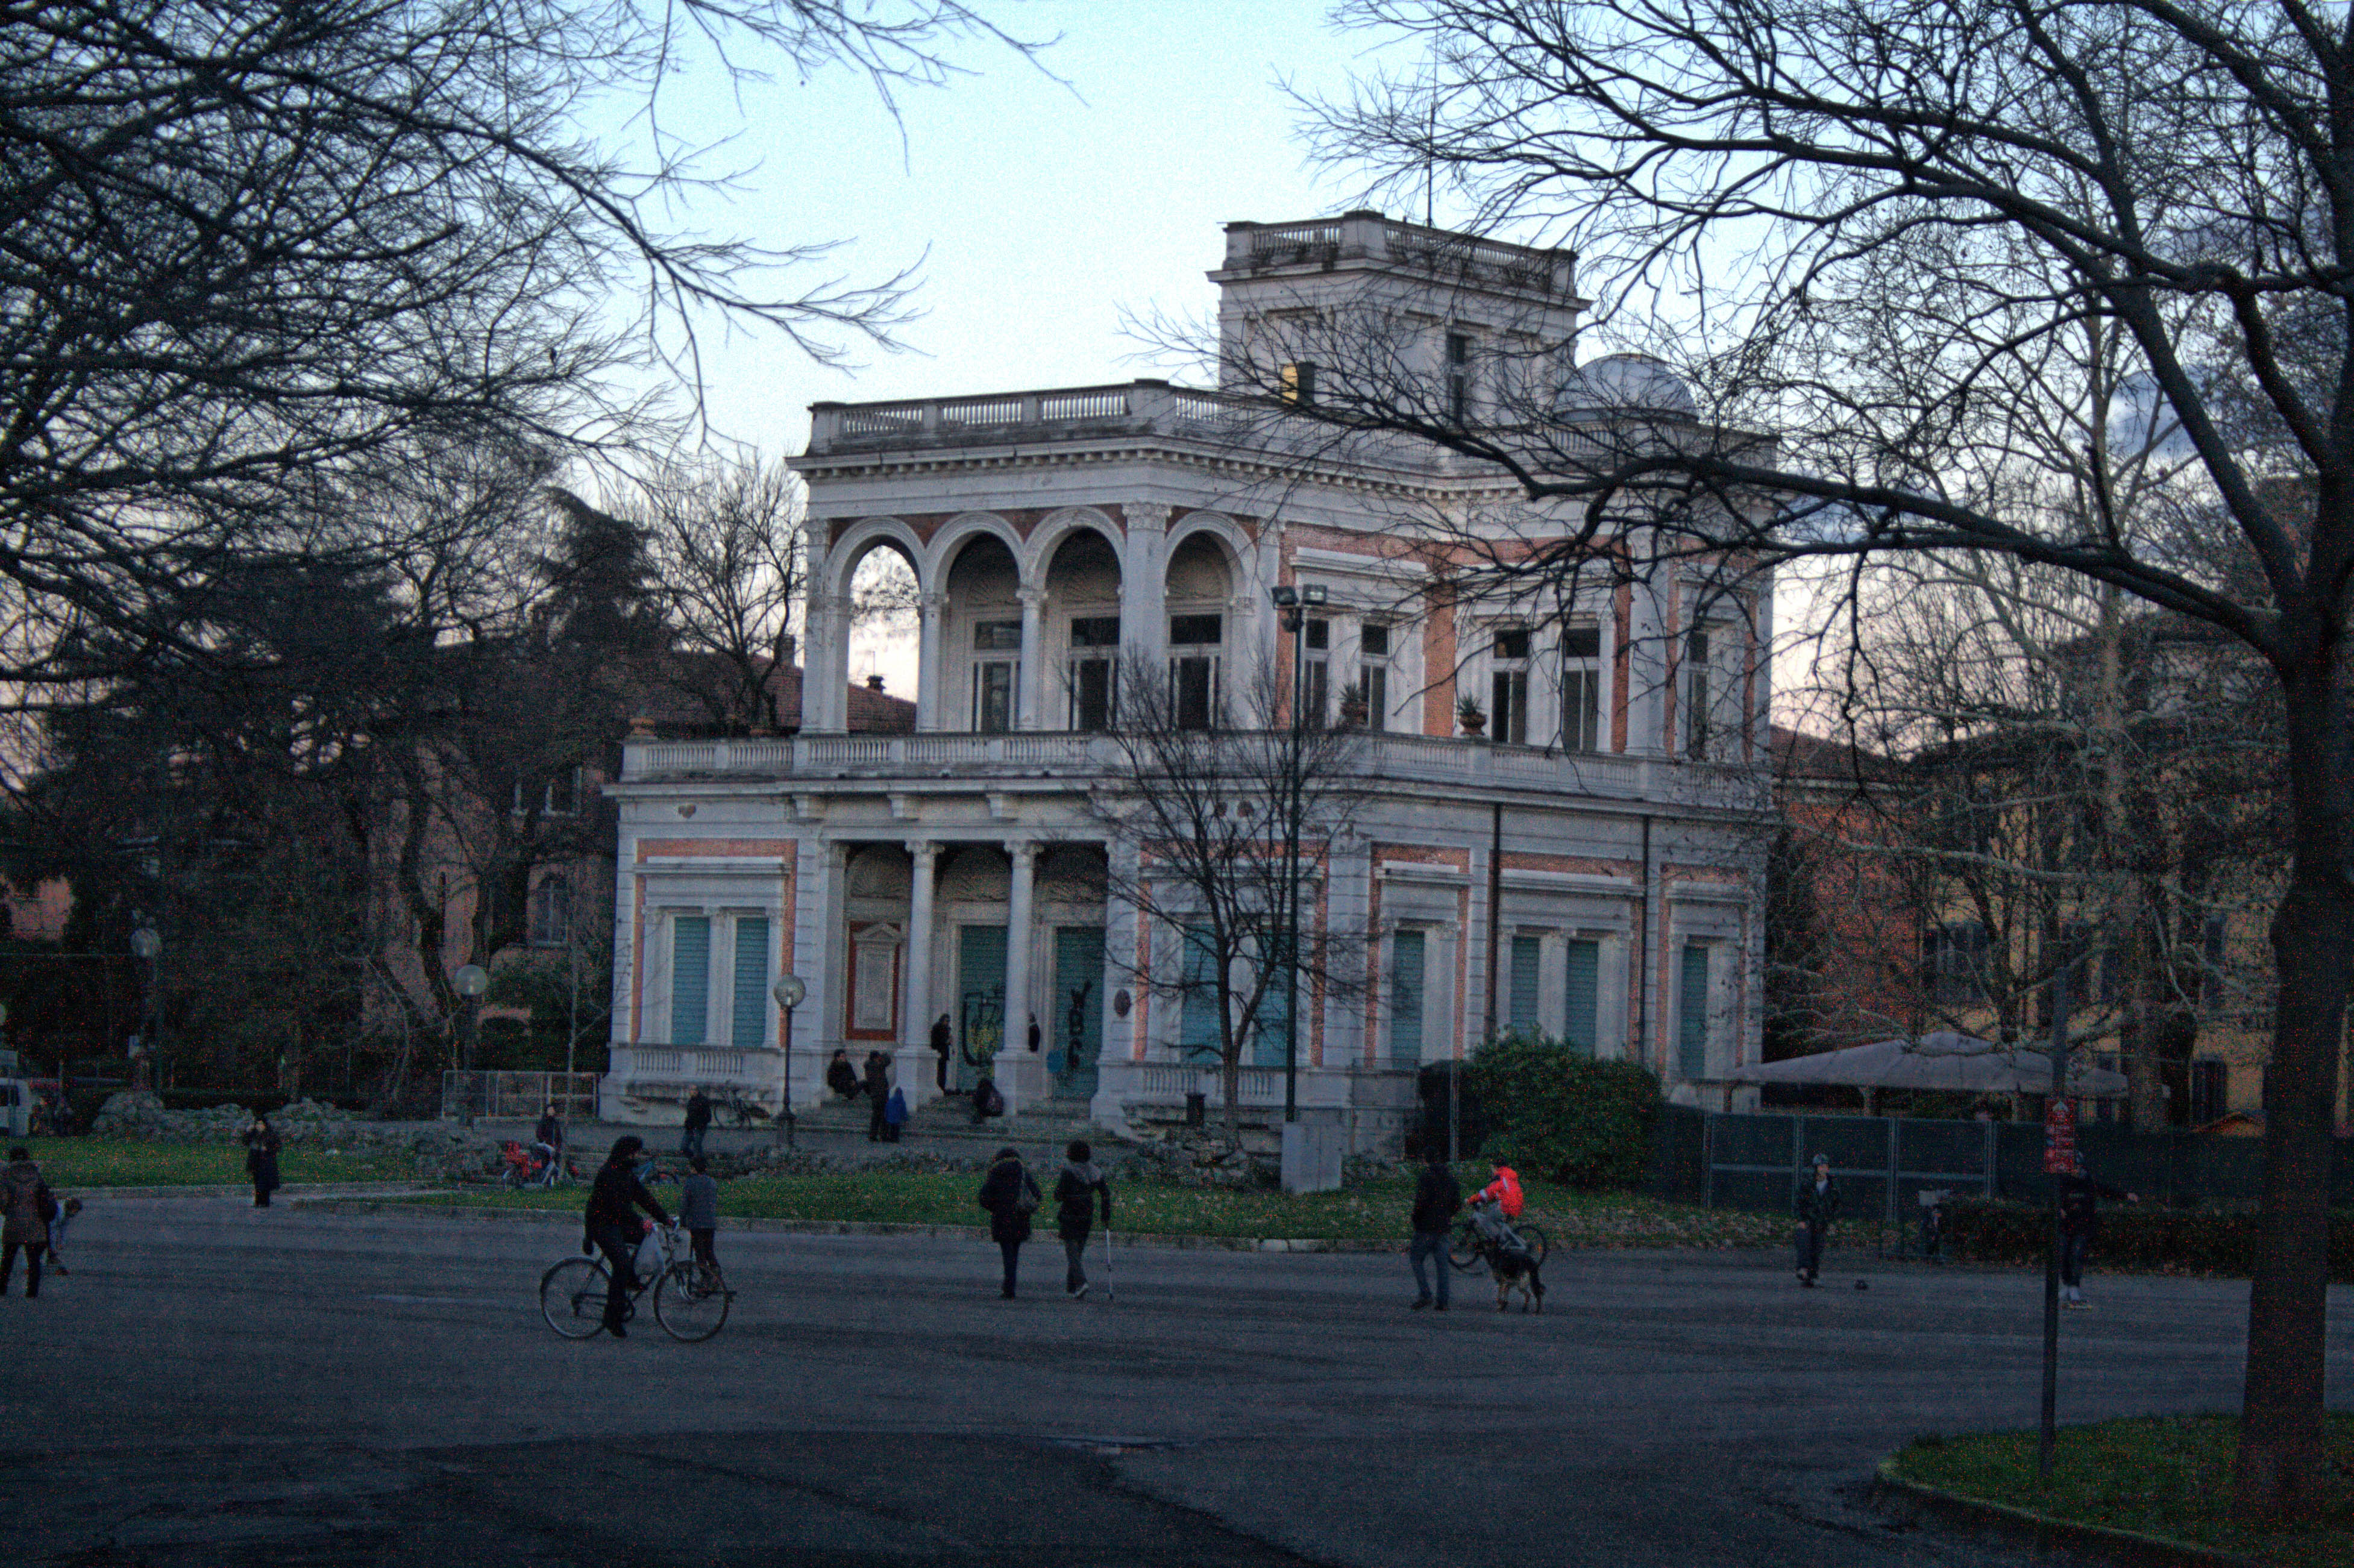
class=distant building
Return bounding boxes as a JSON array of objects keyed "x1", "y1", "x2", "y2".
[{"x1": 604, "y1": 213, "x2": 1774, "y2": 1137}]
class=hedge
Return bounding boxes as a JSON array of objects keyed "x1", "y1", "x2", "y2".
[
  {"x1": 1941, "y1": 1198, "x2": 2354, "y2": 1281},
  {"x1": 1462, "y1": 1033, "x2": 1663, "y2": 1190}
]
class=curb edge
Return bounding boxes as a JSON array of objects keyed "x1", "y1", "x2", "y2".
[{"x1": 1873, "y1": 1458, "x2": 2259, "y2": 1567}]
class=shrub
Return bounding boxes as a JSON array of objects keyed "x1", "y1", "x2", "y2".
[
  {"x1": 1465, "y1": 1032, "x2": 1663, "y2": 1190},
  {"x1": 1941, "y1": 1197, "x2": 2354, "y2": 1281}
]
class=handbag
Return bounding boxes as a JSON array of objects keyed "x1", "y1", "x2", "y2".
[{"x1": 1014, "y1": 1173, "x2": 1040, "y2": 1217}]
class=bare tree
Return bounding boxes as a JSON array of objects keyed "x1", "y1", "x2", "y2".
[
  {"x1": 1088, "y1": 660, "x2": 1370, "y2": 1140},
  {"x1": 0, "y1": 1, "x2": 1036, "y2": 700},
  {"x1": 628, "y1": 457, "x2": 807, "y2": 734},
  {"x1": 1245, "y1": 0, "x2": 2354, "y2": 1513}
]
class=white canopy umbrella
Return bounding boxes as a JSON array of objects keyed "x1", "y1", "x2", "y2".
[{"x1": 1728, "y1": 1030, "x2": 2129, "y2": 1097}]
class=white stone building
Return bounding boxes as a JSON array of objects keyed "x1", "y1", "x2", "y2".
[{"x1": 601, "y1": 213, "x2": 1771, "y2": 1138}]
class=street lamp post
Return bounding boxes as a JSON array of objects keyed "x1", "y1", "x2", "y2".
[
  {"x1": 773, "y1": 974, "x2": 806, "y2": 1149},
  {"x1": 1266, "y1": 582, "x2": 1326, "y2": 1126},
  {"x1": 453, "y1": 964, "x2": 489, "y2": 1123},
  {"x1": 129, "y1": 924, "x2": 162, "y2": 1090}
]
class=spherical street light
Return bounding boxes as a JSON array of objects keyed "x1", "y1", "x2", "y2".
[
  {"x1": 130, "y1": 927, "x2": 160, "y2": 959},
  {"x1": 453, "y1": 964, "x2": 490, "y2": 998},
  {"x1": 771, "y1": 974, "x2": 807, "y2": 1009}
]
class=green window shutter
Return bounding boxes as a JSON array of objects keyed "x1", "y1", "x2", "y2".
[
  {"x1": 1181, "y1": 925, "x2": 1222, "y2": 1061},
  {"x1": 1254, "y1": 930, "x2": 1291, "y2": 1068},
  {"x1": 671, "y1": 916, "x2": 711, "y2": 1045},
  {"x1": 731, "y1": 917, "x2": 769, "y2": 1046},
  {"x1": 1390, "y1": 930, "x2": 1426, "y2": 1066},
  {"x1": 1677, "y1": 944, "x2": 1711, "y2": 1079},
  {"x1": 1564, "y1": 939, "x2": 1600, "y2": 1057},
  {"x1": 1509, "y1": 936, "x2": 1542, "y2": 1031}
]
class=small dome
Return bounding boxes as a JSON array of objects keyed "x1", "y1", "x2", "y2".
[{"x1": 1555, "y1": 353, "x2": 1698, "y2": 421}]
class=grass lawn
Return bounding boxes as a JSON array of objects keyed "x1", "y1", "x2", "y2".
[
  {"x1": 11, "y1": 1136, "x2": 415, "y2": 1189},
  {"x1": 400, "y1": 1166, "x2": 1865, "y2": 1250},
  {"x1": 1889, "y1": 1414, "x2": 2354, "y2": 1567}
]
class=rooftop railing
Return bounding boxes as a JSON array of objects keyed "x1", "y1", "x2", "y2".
[
  {"x1": 617, "y1": 730, "x2": 1766, "y2": 812},
  {"x1": 1223, "y1": 212, "x2": 1575, "y2": 299},
  {"x1": 809, "y1": 379, "x2": 1248, "y2": 454}
]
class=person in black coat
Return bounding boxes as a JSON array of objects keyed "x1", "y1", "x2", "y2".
[
  {"x1": 1053, "y1": 1139, "x2": 1113, "y2": 1299},
  {"x1": 1792, "y1": 1153, "x2": 1838, "y2": 1286},
  {"x1": 827, "y1": 1050, "x2": 862, "y2": 1102},
  {"x1": 1408, "y1": 1150, "x2": 1461, "y2": 1311},
  {"x1": 242, "y1": 1115, "x2": 283, "y2": 1208},
  {"x1": 680, "y1": 1088, "x2": 712, "y2": 1158},
  {"x1": 976, "y1": 1146, "x2": 1041, "y2": 1299},
  {"x1": 2056, "y1": 1158, "x2": 2138, "y2": 1308},
  {"x1": 863, "y1": 1051, "x2": 893, "y2": 1141},
  {"x1": 583, "y1": 1135, "x2": 670, "y2": 1337},
  {"x1": 931, "y1": 1014, "x2": 953, "y2": 1092}
]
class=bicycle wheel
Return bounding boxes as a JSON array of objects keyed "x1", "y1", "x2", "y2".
[
  {"x1": 1515, "y1": 1226, "x2": 1549, "y2": 1269},
  {"x1": 654, "y1": 1261, "x2": 731, "y2": 1342},
  {"x1": 1447, "y1": 1221, "x2": 1486, "y2": 1273},
  {"x1": 539, "y1": 1257, "x2": 610, "y2": 1338}
]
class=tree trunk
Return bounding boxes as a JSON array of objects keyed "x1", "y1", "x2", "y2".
[
  {"x1": 1222, "y1": 1052, "x2": 1240, "y2": 1143},
  {"x1": 2233, "y1": 654, "x2": 2350, "y2": 1519}
]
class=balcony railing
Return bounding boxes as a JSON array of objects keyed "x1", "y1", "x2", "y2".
[{"x1": 618, "y1": 730, "x2": 1766, "y2": 811}]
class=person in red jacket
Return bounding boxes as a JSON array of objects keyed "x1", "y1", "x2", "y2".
[{"x1": 1467, "y1": 1161, "x2": 1527, "y2": 1255}]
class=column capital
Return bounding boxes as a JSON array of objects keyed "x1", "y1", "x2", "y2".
[
  {"x1": 1006, "y1": 837, "x2": 1038, "y2": 864},
  {"x1": 1017, "y1": 585, "x2": 1047, "y2": 608},
  {"x1": 920, "y1": 592, "x2": 947, "y2": 615},
  {"x1": 903, "y1": 838, "x2": 937, "y2": 860},
  {"x1": 1122, "y1": 501, "x2": 1172, "y2": 533}
]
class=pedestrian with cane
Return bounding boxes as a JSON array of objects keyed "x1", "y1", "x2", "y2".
[{"x1": 1053, "y1": 1139, "x2": 1112, "y2": 1300}]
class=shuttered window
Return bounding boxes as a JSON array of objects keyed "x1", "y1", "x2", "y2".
[
  {"x1": 1391, "y1": 930, "x2": 1427, "y2": 1066},
  {"x1": 671, "y1": 916, "x2": 711, "y2": 1045},
  {"x1": 1677, "y1": 944, "x2": 1712, "y2": 1080},
  {"x1": 1508, "y1": 936, "x2": 1542, "y2": 1031},
  {"x1": 732, "y1": 917, "x2": 769, "y2": 1046},
  {"x1": 1254, "y1": 931, "x2": 1291, "y2": 1067},
  {"x1": 1564, "y1": 939, "x2": 1600, "y2": 1057},
  {"x1": 1181, "y1": 925, "x2": 1222, "y2": 1061}
]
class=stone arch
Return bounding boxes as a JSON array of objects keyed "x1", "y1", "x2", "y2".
[
  {"x1": 823, "y1": 516, "x2": 926, "y2": 601},
  {"x1": 1022, "y1": 506, "x2": 1122, "y2": 584},
  {"x1": 923, "y1": 510, "x2": 1027, "y2": 589}
]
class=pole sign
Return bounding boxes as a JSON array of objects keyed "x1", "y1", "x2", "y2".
[{"x1": 2042, "y1": 1096, "x2": 2077, "y2": 1174}]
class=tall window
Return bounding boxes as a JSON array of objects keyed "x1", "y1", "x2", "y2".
[
  {"x1": 1446, "y1": 331, "x2": 1474, "y2": 423},
  {"x1": 1683, "y1": 628, "x2": 1714, "y2": 758},
  {"x1": 1924, "y1": 921, "x2": 1991, "y2": 1005},
  {"x1": 1677, "y1": 944, "x2": 1712, "y2": 1080},
  {"x1": 1684, "y1": 624, "x2": 1741, "y2": 759},
  {"x1": 1170, "y1": 613, "x2": 1222, "y2": 732},
  {"x1": 528, "y1": 874, "x2": 571, "y2": 948},
  {"x1": 1358, "y1": 622, "x2": 1392, "y2": 733},
  {"x1": 1280, "y1": 361, "x2": 1318, "y2": 405},
  {"x1": 671, "y1": 915, "x2": 712, "y2": 1045},
  {"x1": 1301, "y1": 617, "x2": 1330, "y2": 727},
  {"x1": 1561, "y1": 627, "x2": 1603, "y2": 752},
  {"x1": 1563, "y1": 938, "x2": 1601, "y2": 1056},
  {"x1": 2189, "y1": 1059, "x2": 2227, "y2": 1125},
  {"x1": 972, "y1": 619, "x2": 1019, "y2": 733},
  {"x1": 1180, "y1": 924, "x2": 1221, "y2": 1059},
  {"x1": 1508, "y1": 935, "x2": 1542, "y2": 1031},
  {"x1": 1490, "y1": 627, "x2": 1530, "y2": 745},
  {"x1": 732, "y1": 917, "x2": 770, "y2": 1045},
  {"x1": 1068, "y1": 615, "x2": 1119, "y2": 731},
  {"x1": 1390, "y1": 930, "x2": 1427, "y2": 1065}
]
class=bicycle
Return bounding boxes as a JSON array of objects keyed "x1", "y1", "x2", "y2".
[
  {"x1": 1448, "y1": 1202, "x2": 1549, "y2": 1273},
  {"x1": 538, "y1": 1221, "x2": 732, "y2": 1342}
]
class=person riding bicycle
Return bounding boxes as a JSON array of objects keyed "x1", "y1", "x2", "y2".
[
  {"x1": 583, "y1": 1135, "x2": 671, "y2": 1338},
  {"x1": 1467, "y1": 1160, "x2": 1529, "y2": 1257}
]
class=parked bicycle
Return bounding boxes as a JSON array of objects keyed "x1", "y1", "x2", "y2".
[
  {"x1": 1448, "y1": 1204, "x2": 1549, "y2": 1273},
  {"x1": 499, "y1": 1140, "x2": 577, "y2": 1191},
  {"x1": 538, "y1": 1220, "x2": 731, "y2": 1342}
]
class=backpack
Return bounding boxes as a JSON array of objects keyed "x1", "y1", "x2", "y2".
[{"x1": 4, "y1": 1166, "x2": 40, "y2": 1223}]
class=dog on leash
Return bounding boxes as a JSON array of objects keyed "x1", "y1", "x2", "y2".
[{"x1": 1489, "y1": 1244, "x2": 1545, "y2": 1313}]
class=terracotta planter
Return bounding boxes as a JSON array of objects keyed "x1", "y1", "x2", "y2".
[{"x1": 1458, "y1": 711, "x2": 1486, "y2": 736}]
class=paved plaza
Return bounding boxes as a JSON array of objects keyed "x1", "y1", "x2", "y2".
[{"x1": 2, "y1": 1194, "x2": 2349, "y2": 1566}]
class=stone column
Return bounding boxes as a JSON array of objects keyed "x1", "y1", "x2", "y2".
[
  {"x1": 1015, "y1": 585, "x2": 1046, "y2": 731},
  {"x1": 902, "y1": 839, "x2": 938, "y2": 1106},
  {"x1": 915, "y1": 593, "x2": 946, "y2": 733},
  {"x1": 1120, "y1": 503, "x2": 1170, "y2": 686},
  {"x1": 1002, "y1": 838, "x2": 1041, "y2": 1113}
]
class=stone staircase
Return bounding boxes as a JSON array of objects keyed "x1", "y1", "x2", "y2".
[{"x1": 790, "y1": 1093, "x2": 1119, "y2": 1151}]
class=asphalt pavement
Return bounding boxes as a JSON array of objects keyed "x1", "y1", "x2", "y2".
[{"x1": 2, "y1": 1193, "x2": 2347, "y2": 1567}]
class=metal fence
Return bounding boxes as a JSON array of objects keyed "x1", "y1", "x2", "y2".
[
  {"x1": 1668, "y1": 1108, "x2": 2354, "y2": 1223},
  {"x1": 440, "y1": 1070, "x2": 598, "y2": 1123}
]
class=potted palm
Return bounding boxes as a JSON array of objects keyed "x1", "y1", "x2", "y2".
[
  {"x1": 1457, "y1": 693, "x2": 1487, "y2": 736},
  {"x1": 1337, "y1": 679, "x2": 1370, "y2": 728}
]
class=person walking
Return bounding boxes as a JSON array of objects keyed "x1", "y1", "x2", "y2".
[
  {"x1": 863, "y1": 1051, "x2": 893, "y2": 1142},
  {"x1": 931, "y1": 1014, "x2": 953, "y2": 1093},
  {"x1": 1794, "y1": 1153, "x2": 1838, "y2": 1286},
  {"x1": 2, "y1": 1146, "x2": 54, "y2": 1298},
  {"x1": 583, "y1": 1135, "x2": 670, "y2": 1338},
  {"x1": 1053, "y1": 1140, "x2": 1113, "y2": 1299},
  {"x1": 976, "y1": 1145, "x2": 1040, "y2": 1299},
  {"x1": 2057, "y1": 1156, "x2": 2138, "y2": 1308},
  {"x1": 242, "y1": 1114, "x2": 283, "y2": 1208},
  {"x1": 679, "y1": 1155, "x2": 722, "y2": 1282},
  {"x1": 680, "y1": 1087, "x2": 712, "y2": 1159},
  {"x1": 1409, "y1": 1148, "x2": 1461, "y2": 1311}
]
